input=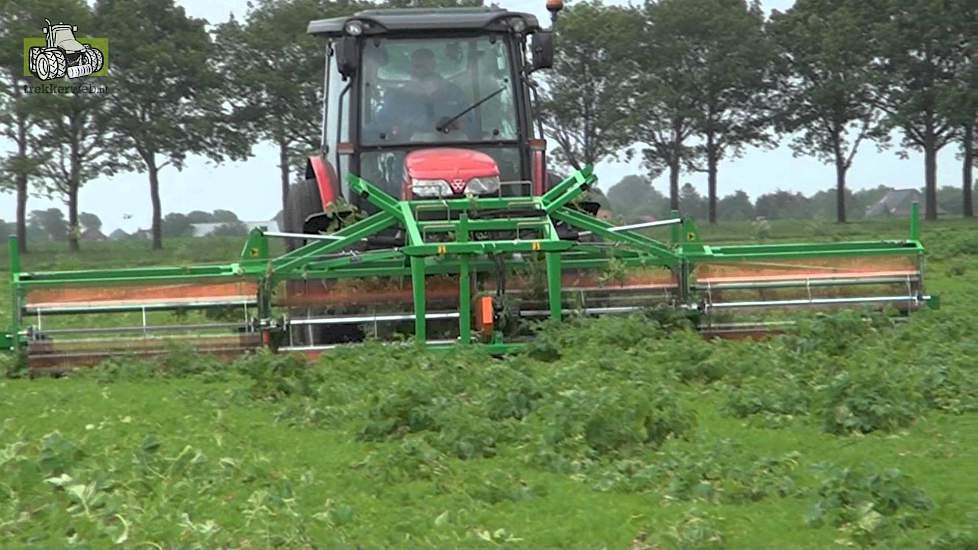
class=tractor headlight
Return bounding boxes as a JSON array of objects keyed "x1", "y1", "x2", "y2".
[
  {"x1": 411, "y1": 179, "x2": 453, "y2": 197},
  {"x1": 466, "y1": 176, "x2": 501, "y2": 195},
  {"x1": 344, "y1": 20, "x2": 364, "y2": 36}
]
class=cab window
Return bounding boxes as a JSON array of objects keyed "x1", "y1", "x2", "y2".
[{"x1": 360, "y1": 37, "x2": 518, "y2": 146}]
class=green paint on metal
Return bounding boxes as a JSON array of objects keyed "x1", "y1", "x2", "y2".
[
  {"x1": 410, "y1": 256, "x2": 427, "y2": 342},
  {"x1": 1, "y1": 166, "x2": 934, "y2": 359}
]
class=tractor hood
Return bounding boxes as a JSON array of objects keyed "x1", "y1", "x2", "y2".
[
  {"x1": 49, "y1": 26, "x2": 86, "y2": 52},
  {"x1": 403, "y1": 148, "x2": 501, "y2": 197}
]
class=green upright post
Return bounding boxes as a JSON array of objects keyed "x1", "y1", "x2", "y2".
[
  {"x1": 457, "y1": 213, "x2": 471, "y2": 344},
  {"x1": 410, "y1": 256, "x2": 427, "y2": 344},
  {"x1": 910, "y1": 202, "x2": 920, "y2": 241},
  {"x1": 545, "y1": 252, "x2": 562, "y2": 320},
  {"x1": 459, "y1": 257, "x2": 471, "y2": 344},
  {"x1": 8, "y1": 236, "x2": 20, "y2": 353}
]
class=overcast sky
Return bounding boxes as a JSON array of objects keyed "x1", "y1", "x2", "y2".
[{"x1": 1, "y1": 0, "x2": 963, "y2": 233}]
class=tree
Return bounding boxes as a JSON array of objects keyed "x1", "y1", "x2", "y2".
[
  {"x1": 212, "y1": 209, "x2": 240, "y2": 223},
  {"x1": 606, "y1": 175, "x2": 671, "y2": 221},
  {"x1": 0, "y1": 0, "x2": 86, "y2": 253},
  {"x1": 186, "y1": 210, "x2": 216, "y2": 223},
  {"x1": 678, "y1": 183, "x2": 708, "y2": 220},
  {"x1": 161, "y1": 213, "x2": 193, "y2": 237},
  {"x1": 937, "y1": 185, "x2": 965, "y2": 216},
  {"x1": 947, "y1": 27, "x2": 978, "y2": 218},
  {"x1": 538, "y1": 1, "x2": 641, "y2": 171},
  {"x1": 95, "y1": 0, "x2": 250, "y2": 250},
  {"x1": 869, "y1": 0, "x2": 972, "y2": 220},
  {"x1": 809, "y1": 187, "x2": 858, "y2": 219},
  {"x1": 965, "y1": 121, "x2": 977, "y2": 217},
  {"x1": 78, "y1": 212, "x2": 102, "y2": 231},
  {"x1": 29, "y1": 208, "x2": 68, "y2": 241},
  {"x1": 109, "y1": 228, "x2": 130, "y2": 240},
  {"x1": 680, "y1": 0, "x2": 773, "y2": 223},
  {"x1": 754, "y1": 190, "x2": 813, "y2": 220},
  {"x1": 770, "y1": 0, "x2": 884, "y2": 224},
  {"x1": 217, "y1": 0, "x2": 361, "y2": 216},
  {"x1": 629, "y1": 0, "x2": 704, "y2": 211},
  {"x1": 28, "y1": 88, "x2": 123, "y2": 251},
  {"x1": 717, "y1": 190, "x2": 754, "y2": 221},
  {"x1": 212, "y1": 221, "x2": 249, "y2": 237}
]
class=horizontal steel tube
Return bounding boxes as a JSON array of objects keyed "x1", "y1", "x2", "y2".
[
  {"x1": 695, "y1": 275, "x2": 919, "y2": 290},
  {"x1": 706, "y1": 295, "x2": 920, "y2": 310},
  {"x1": 26, "y1": 298, "x2": 256, "y2": 315},
  {"x1": 262, "y1": 231, "x2": 344, "y2": 241},
  {"x1": 289, "y1": 312, "x2": 460, "y2": 325},
  {"x1": 578, "y1": 217, "x2": 683, "y2": 237},
  {"x1": 36, "y1": 322, "x2": 250, "y2": 337}
]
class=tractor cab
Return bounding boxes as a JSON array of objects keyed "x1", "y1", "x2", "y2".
[{"x1": 296, "y1": 7, "x2": 558, "y2": 230}]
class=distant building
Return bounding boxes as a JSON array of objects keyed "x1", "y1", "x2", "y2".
[
  {"x1": 189, "y1": 220, "x2": 280, "y2": 237},
  {"x1": 865, "y1": 189, "x2": 944, "y2": 217},
  {"x1": 131, "y1": 229, "x2": 152, "y2": 240}
]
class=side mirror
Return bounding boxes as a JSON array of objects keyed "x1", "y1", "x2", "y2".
[
  {"x1": 41, "y1": 27, "x2": 48, "y2": 34},
  {"x1": 529, "y1": 32, "x2": 554, "y2": 72},
  {"x1": 334, "y1": 36, "x2": 359, "y2": 78}
]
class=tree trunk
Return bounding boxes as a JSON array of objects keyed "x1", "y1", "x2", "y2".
[
  {"x1": 964, "y1": 123, "x2": 974, "y2": 218},
  {"x1": 16, "y1": 174, "x2": 27, "y2": 254},
  {"x1": 669, "y1": 155, "x2": 680, "y2": 212},
  {"x1": 834, "y1": 156, "x2": 847, "y2": 224},
  {"x1": 67, "y1": 139, "x2": 81, "y2": 252},
  {"x1": 278, "y1": 138, "x2": 290, "y2": 215},
  {"x1": 15, "y1": 109, "x2": 28, "y2": 254},
  {"x1": 67, "y1": 185, "x2": 80, "y2": 252},
  {"x1": 706, "y1": 129, "x2": 718, "y2": 224},
  {"x1": 924, "y1": 140, "x2": 938, "y2": 221},
  {"x1": 148, "y1": 158, "x2": 163, "y2": 250}
]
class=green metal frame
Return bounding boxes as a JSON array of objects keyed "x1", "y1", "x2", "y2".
[{"x1": 3, "y1": 168, "x2": 934, "y2": 356}]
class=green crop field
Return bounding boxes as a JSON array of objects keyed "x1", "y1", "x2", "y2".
[{"x1": 0, "y1": 219, "x2": 976, "y2": 548}]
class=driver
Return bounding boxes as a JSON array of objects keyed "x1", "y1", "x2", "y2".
[{"x1": 376, "y1": 48, "x2": 469, "y2": 141}]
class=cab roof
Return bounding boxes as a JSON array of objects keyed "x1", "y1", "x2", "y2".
[{"x1": 307, "y1": 7, "x2": 541, "y2": 37}]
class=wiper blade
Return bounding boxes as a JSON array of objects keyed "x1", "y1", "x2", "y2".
[{"x1": 436, "y1": 86, "x2": 506, "y2": 133}]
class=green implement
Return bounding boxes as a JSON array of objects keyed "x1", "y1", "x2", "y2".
[{"x1": 4, "y1": 167, "x2": 933, "y2": 372}]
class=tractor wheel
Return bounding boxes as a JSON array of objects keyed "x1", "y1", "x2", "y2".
[
  {"x1": 84, "y1": 47, "x2": 104, "y2": 72},
  {"x1": 283, "y1": 177, "x2": 323, "y2": 251},
  {"x1": 28, "y1": 47, "x2": 40, "y2": 71},
  {"x1": 45, "y1": 50, "x2": 67, "y2": 79}
]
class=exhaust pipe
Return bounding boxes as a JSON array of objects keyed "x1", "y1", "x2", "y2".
[{"x1": 67, "y1": 64, "x2": 94, "y2": 78}]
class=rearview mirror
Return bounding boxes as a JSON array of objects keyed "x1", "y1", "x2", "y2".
[
  {"x1": 334, "y1": 36, "x2": 359, "y2": 77},
  {"x1": 529, "y1": 32, "x2": 554, "y2": 72}
]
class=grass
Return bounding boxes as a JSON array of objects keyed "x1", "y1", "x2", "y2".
[{"x1": 0, "y1": 219, "x2": 976, "y2": 548}]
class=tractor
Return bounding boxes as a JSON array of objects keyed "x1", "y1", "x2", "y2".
[
  {"x1": 28, "y1": 19, "x2": 104, "y2": 81},
  {"x1": 284, "y1": 6, "x2": 564, "y2": 239}
]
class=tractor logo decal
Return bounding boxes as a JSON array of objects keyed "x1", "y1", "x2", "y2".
[
  {"x1": 449, "y1": 178, "x2": 467, "y2": 194},
  {"x1": 24, "y1": 19, "x2": 108, "y2": 81}
]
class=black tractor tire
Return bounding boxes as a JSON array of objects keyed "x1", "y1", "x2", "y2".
[
  {"x1": 47, "y1": 50, "x2": 67, "y2": 79},
  {"x1": 34, "y1": 49, "x2": 66, "y2": 80},
  {"x1": 84, "y1": 47, "x2": 104, "y2": 72},
  {"x1": 283, "y1": 178, "x2": 323, "y2": 251}
]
